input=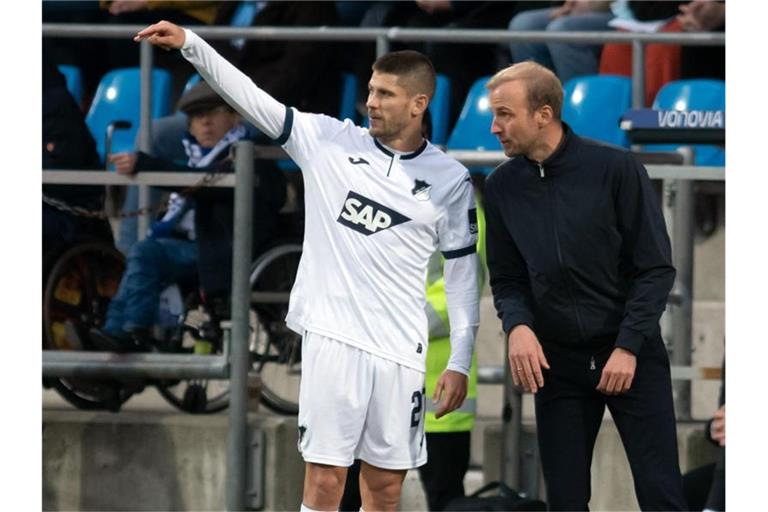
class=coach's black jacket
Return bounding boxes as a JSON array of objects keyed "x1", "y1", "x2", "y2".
[{"x1": 484, "y1": 123, "x2": 675, "y2": 355}]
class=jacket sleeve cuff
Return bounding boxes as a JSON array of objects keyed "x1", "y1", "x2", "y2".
[
  {"x1": 502, "y1": 314, "x2": 535, "y2": 338},
  {"x1": 615, "y1": 327, "x2": 645, "y2": 355}
]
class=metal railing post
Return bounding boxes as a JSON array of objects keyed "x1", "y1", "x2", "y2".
[
  {"x1": 376, "y1": 33, "x2": 390, "y2": 58},
  {"x1": 227, "y1": 141, "x2": 254, "y2": 511},
  {"x1": 631, "y1": 40, "x2": 645, "y2": 109},
  {"x1": 666, "y1": 147, "x2": 695, "y2": 420},
  {"x1": 137, "y1": 39, "x2": 153, "y2": 239}
]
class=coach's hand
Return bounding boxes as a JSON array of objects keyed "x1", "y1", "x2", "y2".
[
  {"x1": 508, "y1": 324, "x2": 549, "y2": 393},
  {"x1": 433, "y1": 370, "x2": 467, "y2": 419},
  {"x1": 596, "y1": 347, "x2": 636, "y2": 395},
  {"x1": 134, "y1": 20, "x2": 186, "y2": 50}
]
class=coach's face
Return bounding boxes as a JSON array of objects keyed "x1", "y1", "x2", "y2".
[
  {"x1": 489, "y1": 80, "x2": 544, "y2": 158},
  {"x1": 366, "y1": 71, "x2": 419, "y2": 140}
]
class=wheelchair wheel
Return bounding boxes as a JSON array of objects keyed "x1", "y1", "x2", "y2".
[
  {"x1": 42, "y1": 242, "x2": 134, "y2": 411},
  {"x1": 249, "y1": 242, "x2": 303, "y2": 415},
  {"x1": 155, "y1": 306, "x2": 231, "y2": 414}
]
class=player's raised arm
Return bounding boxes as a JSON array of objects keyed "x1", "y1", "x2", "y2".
[{"x1": 135, "y1": 21, "x2": 288, "y2": 142}]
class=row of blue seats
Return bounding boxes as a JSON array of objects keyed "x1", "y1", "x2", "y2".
[{"x1": 58, "y1": 64, "x2": 724, "y2": 173}]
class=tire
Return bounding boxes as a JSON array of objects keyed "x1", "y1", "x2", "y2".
[
  {"x1": 249, "y1": 241, "x2": 303, "y2": 415},
  {"x1": 42, "y1": 242, "x2": 133, "y2": 411},
  {"x1": 154, "y1": 311, "x2": 231, "y2": 414}
]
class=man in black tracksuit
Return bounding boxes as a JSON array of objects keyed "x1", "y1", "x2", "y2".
[{"x1": 483, "y1": 61, "x2": 686, "y2": 510}]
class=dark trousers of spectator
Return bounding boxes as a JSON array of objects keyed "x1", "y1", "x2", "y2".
[
  {"x1": 193, "y1": 170, "x2": 284, "y2": 300},
  {"x1": 418, "y1": 431, "x2": 471, "y2": 511},
  {"x1": 340, "y1": 431, "x2": 470, "y2": 511},
  {"x1": 682, "y1": 449, "x2": 725, "y2": 511},
  {"x1": 534, "y1": 334, "x2": 687, "y2": 511}
]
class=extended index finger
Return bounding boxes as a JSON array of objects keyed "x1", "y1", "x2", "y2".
[{"x1": 134, "y1": 23, "x2": 163, "y2": 41}]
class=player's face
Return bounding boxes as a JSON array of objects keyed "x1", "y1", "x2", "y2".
[
  {"x1": 489, "y1": 80, "x2": 542, "y2": 158},
  {"x1": 188, "y1": 106, "x2": 240, "y2": 148},
  {"x1": 366, "y1": 72, "x2": 415, "y2": 139}
]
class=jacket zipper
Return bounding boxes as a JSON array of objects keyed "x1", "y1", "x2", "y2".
[
  {"x1": 540, "y1": 162, "x2": 587, "y2": 342},
  {"x1": 590, "y1": 356, "x2": 596, "y2": 371}
]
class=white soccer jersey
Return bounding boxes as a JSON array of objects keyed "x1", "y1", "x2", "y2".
[{"x1": 181, "y1": 29, "x2": 479, "y2": 373}]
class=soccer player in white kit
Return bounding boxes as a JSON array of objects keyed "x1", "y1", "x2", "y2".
[{"x1": 136, "y1": 21, "x2": 480, "y2": 512}]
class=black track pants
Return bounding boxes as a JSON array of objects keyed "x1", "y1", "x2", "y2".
[{"x1": 534, "y1": 336, "x2": 687, "y2": 511}]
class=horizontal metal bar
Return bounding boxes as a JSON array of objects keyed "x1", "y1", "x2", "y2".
[
  {"x1": 478, "y1": 364, "x2": 721, "y2": 384},
  {"x1": 42, "y1": 170, "x2": 236, "y2": 187},
  {"x1": 42, "y1": 162, "x2": 725, "y2": 187},
  {"x1": 42, "y1": 351, "x2": 229, "y2": 379},
  {"x1": 646, "y1": 165, "x2": 725, "y2": 181},
  {"x1": 42, "y1": 23, "x2": 724, "y2": 46}
]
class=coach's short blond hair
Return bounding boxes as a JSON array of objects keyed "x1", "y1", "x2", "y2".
[{"x1": 486, "y1": 61, "x2": 563, "y2": 120}]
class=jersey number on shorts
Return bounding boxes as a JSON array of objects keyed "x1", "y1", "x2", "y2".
[{"x1": 410, "y1": 388, "x2": 425, "y2": 428}]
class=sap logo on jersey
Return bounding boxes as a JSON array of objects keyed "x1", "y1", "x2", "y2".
[{"x1": 337, "y1": 191, "x2": 411, "y2": 235}]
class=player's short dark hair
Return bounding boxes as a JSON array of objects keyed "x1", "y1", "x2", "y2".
[{"x1": 372, "y1": 50, "x2": 436, "y2": 99}]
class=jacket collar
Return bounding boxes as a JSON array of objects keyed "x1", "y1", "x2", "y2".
[{"x1": 523, "y1": 121, "x2": 577, "y2": 172}]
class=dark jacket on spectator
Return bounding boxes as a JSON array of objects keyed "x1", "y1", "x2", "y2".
[{"x1": 484, "y1": 123, "x2": 675, "y2": 355}]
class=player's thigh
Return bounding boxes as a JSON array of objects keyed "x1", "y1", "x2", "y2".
[
  {"x1": 298, "y1": 332, "x2": 373, "y2": 466},
  {"x1": 357, "y1": 358, "x2": 427, "y2": 470}
]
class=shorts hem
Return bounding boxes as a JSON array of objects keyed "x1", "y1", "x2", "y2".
[
  {"x1": 357, "y1": 455, "x2": 428, "y2": 471},
  {"x1": 301, "y1": 452, "x2": 354, "y2": 468}
]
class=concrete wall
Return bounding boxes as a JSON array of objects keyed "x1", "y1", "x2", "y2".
[{"x1": 43, "y1": 411, "x2": 304, "y2": 511}]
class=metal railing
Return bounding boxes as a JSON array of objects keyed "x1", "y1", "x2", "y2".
[{"x1": 43, "y1": 23, "x2": 725, "y2": 509}]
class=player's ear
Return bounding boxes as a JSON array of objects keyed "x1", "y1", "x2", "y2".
[{"x1": 411, "y1": 93, "x2": 429, "y2": 117}]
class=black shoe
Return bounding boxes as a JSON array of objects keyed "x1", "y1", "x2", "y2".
[{"x1": 89, "y1": 328, "x2": 152, "y2": 353}]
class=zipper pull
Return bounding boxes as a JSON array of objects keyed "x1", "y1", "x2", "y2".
[
  {"x1": 589, "y1": 356, "x2": 596, "y2": 371},
  {"x1": 538, "y1": 163, "x2": 545, "y2": 178}
]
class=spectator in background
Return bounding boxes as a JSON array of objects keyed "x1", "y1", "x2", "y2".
[
  {"x1": 89, "y1": 82, "x2": 259, "y2": 352},
  {"x1": 678, "y1": 0, "x2": 725, "y2": 79},
  {"x1": 683, "y1": 360, "x2": 725, "y2": 511},
  {"x1": 599, "y1": 1, "x2": 685, "y2": 106},
  {"x1": 43, "y1": 53, "x2": 113, "y2": 272},
  {"x1": 507, "y1": 1, "x2": 614, "y2": 84}
]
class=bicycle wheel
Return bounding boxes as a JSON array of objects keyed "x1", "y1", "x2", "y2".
[
  {"x1": 155, "y1": 307, "x2": 231, "y2": 414},
  {"x1": 249, "y1": 242, "x2": 303, "y2": 415},
  {"x1": 42, "y1": 242, "x2": 134, "y2": 411}
]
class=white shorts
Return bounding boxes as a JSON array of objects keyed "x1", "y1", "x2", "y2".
[{"x1": 297, "y1": 331, "x2": 428, "y2": 470}]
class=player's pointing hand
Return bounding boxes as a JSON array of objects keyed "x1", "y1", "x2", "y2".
[{"x1": 134, "y1": 20, "x2": 186, "y2": 50}]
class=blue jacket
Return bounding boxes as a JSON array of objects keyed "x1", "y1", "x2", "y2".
[{"x1": 484, "y1": 123, "x2": 675, "y2": 356}]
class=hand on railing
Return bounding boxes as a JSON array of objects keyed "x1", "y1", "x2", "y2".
[
  {"x1": 134, "y1": 20, "x2": 186, "y2": 50},
  {"x1": 108, "y1": 152, "x2": 138, "y2": 175}
]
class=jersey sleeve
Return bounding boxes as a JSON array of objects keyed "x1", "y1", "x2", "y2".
[
  {"x1": 180, "y1": 29, "x2": 288, "y2": 141},
  {"x1": 437, "y1": 172, "x2": 478, "y2": 259},
  {"x1": 281, "y1": 109, "x2": 349, "y2": 172}
]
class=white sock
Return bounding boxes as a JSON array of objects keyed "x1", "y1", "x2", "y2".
[{"x1": 300, "y1": 504, "x2": 332, "y2": 512}]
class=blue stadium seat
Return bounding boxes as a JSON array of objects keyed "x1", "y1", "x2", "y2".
[
  {"x1": 430, "y1": 74, "x2": 451, "y2": 145},
  {"x1": 339, "y1": 72, "x2": 358, "y2": 122},
  {"x1": 58, "y1": 64, "x2": 83, "y2": 105},
  {"x1": 647, "y1": 79, "x2": 725, "y2": 166},
  {"x1": 182, "y1": 73, "x2": 201, "y2": 95},
  {"x1": 85, "y1": 67, "x2": 173, "y2": 163},
  {"x1": 446, "y1": 76, "x2": 501, "y2": 175},
  {"x1": 562, "y1": 75, "x2": 631, "y2": 148}
]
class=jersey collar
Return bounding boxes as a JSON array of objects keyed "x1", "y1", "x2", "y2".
[{"x1": 374, "y1": 138, "x2": 428, "y2": 160}]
